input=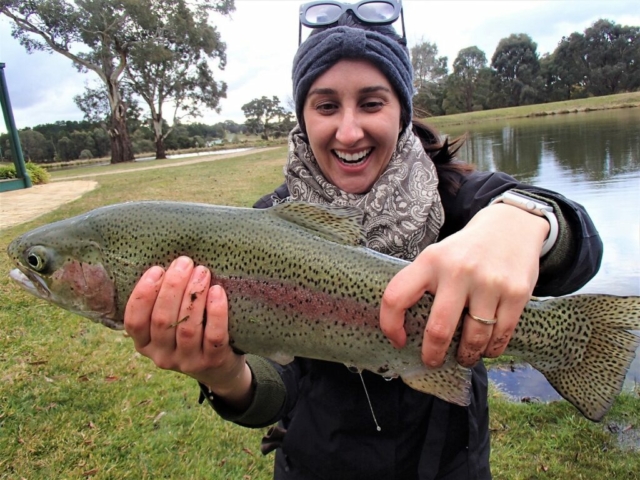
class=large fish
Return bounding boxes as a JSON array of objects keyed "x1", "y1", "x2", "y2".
[{"x1": 7, "y1": 201, "x2": 640, "y2": 422}]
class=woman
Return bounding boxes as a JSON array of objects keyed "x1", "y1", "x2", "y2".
[{"x1": 123, "y1": 5, "x2": 602, "y2": 479}]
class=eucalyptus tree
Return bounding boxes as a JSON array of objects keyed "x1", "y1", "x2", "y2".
[
  {"x1": 410, "y1": 40, "x2": 448, "y2": 116},
  {"x1": 1, "y1": 0, "x2": 141, "y2": 163},
  {"x1": 124, "y1": 0, "x2": 234, "y2": 159},
  {"x1": 491, "y1": 34, "x2": 542, "y2": 107},
  {"x1": 242, "y1": 96, "x2": 292, "y2": 140},
  {"x1": 1, "y1": 0, "x2": 234, "y2": 163},
  {"x1": 444, "y1": 46, "x2": 490, "y2": 113},
  {"x1": 551, "y1": 20, "x2": 640, "y2": 98},
  {"x1": 74, "y1": 82, "x2": 143, "y2": 136}
]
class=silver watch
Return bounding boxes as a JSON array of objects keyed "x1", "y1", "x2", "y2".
[{"x1": 489, "y1": 190, "x2": 559, "y2": 257}]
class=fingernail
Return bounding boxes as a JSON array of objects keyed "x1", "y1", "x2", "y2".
[
  {"x1": 193, "y1": 266, "x2": 209, "y2": 282},
  {"x1": 173, "y1": 256, "x2": 192, "y2": 272},
  {"x1": 145, "y1": 266, "x2": 164, "y2": 283},
  {"x1": 209, "y1": 284, "x2": 222, "y2": 301}
]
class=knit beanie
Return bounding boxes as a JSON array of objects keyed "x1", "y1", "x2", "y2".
[{"x1": 292, "y1": 25, "x2": 414, "y2": 130}]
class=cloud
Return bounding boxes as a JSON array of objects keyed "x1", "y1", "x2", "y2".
[{"x1": 1, "y1": 17, "x2": 88, "y2": 129}]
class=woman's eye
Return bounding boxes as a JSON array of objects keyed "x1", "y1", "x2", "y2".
[
  {"x1": 316, "y1": 103, "x2": 337, "y2": 113},
  {"x1": 362, "y1": 101, "x2": 384, "y2": 111}
]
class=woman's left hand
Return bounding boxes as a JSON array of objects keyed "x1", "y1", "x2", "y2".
[{"x1": 380, "y1": 203, "x2": 550, "y2": 368}]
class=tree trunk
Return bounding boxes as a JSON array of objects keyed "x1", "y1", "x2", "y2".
[
  {"x1": 108, "y1": 99, "x2": 135, "y2": 164},
  {"x1": 152, "y1": 114, "x2": 168, "y2": 160},
  {"x1": 155, "y1": 137, "x2": 167, "y2": 160}
]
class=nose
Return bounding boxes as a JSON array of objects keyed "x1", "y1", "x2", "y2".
[{"x1": 335, "y1": 109, "x2": 364, "y2": 146}]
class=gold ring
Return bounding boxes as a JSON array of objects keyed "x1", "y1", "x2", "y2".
[{"x1": 468, "y1": 313, "x2": 497, "y2": 326}]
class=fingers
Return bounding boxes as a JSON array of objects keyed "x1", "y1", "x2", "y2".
[
  {"x1": 202, "y1": 285, "x2": 232, "y2": 360},
  {"x1": 420, "y1": 277, "x2": 467, "y2": 367},
  {"x1": 124, "y1": 266, "x2": 165, "y2": 349},
  {"x1": 148, "y1": 256, "x2": 195, "y2": 351},
  {"x1": 175, "y1": 265, "x2": 211, "y2": 352},
  {"x1": 456, "y1": 288, "x2": 499, "y2": 367},
  {"x1": 484, "y1": 289, "x2": 530, "y2": 359},
  {"x1": 381, "y1": 260, "x2": 434, "y2": 349}
]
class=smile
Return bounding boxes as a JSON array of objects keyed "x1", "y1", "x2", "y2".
[{"x1": 333, "y1": 148, "x2": 372, "y2": 165}]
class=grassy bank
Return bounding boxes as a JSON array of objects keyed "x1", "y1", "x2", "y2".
[
  {"x1": 424, "y1": 91, "x2": 640, "y2": 129},
  {"x1": 1, "y1": 148, "x2": 639, "y2": 479}
]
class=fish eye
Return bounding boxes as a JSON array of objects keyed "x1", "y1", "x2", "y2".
[{"x1": 26, "y1": 247, "x2": 48, "y2": 272}]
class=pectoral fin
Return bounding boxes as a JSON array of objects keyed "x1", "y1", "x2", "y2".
[{"x1": 401, "y1": 362, "x2": 472, "y2": 406}]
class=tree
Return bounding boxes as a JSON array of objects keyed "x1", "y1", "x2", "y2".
[
  {"x1": 124, "y1": 0, "x2": 234, "y2": 159},
  {"x1": 19, "y1": 129, "x2": 53, "y2": 162},
  {"x1": 444, "y1": 46, "x2": 490, "y2": 113},
  {"x1": 491, "y1": 34, "x2": 542, "y2": 107},
  {"x1": 583, "y1": 19, "x2": 640, "y2": 95},
  {"x1": 1, "y1": 0, "x2": 137, "y2": 163},
  {"x1": 91, "y1": 127, "x2": 112, "y2": 158},
  {"x1": 411, "y1": 40, "x2": 448, "y2": 116},
  {"x1": 551, "y1": 20, "x2": 640, "y2": 99},
  {"x1": 242, "y1": 96, "x2": 292, "y2": 140},
  {"x1": 74, "y1": 81, "x2": 143, "y2": 140},
  {"x1": 56, "y1": 136, "x2": 74, "y2": 161}
]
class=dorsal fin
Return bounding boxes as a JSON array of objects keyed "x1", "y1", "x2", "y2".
[{"x1": 268, "y1": 202, "x2": 365, "y2": 246}]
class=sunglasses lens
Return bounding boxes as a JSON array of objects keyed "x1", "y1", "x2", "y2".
[
  {"x1": 356, "y1": 2, "x2": 396, "y2": 22},
  {"x1": 305, "y1": 4, "x2": 343, "y2": 25}
]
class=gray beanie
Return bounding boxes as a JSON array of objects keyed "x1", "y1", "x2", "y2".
[{"x1": 292, "y1": 25, "x2": 414, "y2": 130}]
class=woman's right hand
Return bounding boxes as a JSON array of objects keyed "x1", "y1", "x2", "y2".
[{"x1": 124, "y1": 256, "x2": 253, "y2": 410}]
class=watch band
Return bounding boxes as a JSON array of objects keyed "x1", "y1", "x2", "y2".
[{"x1": 489, "y1": 190, "x2": 559, "y2": 257}]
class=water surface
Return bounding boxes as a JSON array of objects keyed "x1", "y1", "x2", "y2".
[{"x1": 444, "y1": 108, "x2": 640, "y2": 400}]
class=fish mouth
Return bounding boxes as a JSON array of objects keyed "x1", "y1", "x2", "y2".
[{"x1": 9, "y1": 268, "x2": 52, "y2": 301}]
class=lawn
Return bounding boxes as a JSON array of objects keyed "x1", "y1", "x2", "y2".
[{"x1": 1, "y1": 145, "x2": 638, "y2": 479}]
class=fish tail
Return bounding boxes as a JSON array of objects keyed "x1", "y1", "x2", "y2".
[{"x1": 534, "y1": 295, "x2": 640, "y2": 422}]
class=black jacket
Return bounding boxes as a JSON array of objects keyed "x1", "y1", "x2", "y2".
[{"x1": 204, "y1": 170, "x2": 602, "y2": 480}]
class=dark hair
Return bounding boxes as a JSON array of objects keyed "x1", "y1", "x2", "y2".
[{"x1": 412, "y1": 120, "x2": 474, "y2": 195}]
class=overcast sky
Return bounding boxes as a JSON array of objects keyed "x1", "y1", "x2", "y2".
[{"x1": 1, "y1": 0, "x2": 639, "y2": 132}]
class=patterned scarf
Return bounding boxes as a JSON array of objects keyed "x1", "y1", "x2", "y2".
[{"x1": 285, "y1": 126, "x2": 444, "y2": 261}]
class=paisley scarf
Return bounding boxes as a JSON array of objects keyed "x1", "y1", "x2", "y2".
[{"x1": 285, "y1": 125, "x2": 444, "y2": 261}]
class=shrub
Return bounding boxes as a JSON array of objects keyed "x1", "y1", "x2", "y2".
[
  {"x1": 0, "y1": 162, "x2": 50, "y2": 184},
  {"x1": 26, "y1": 162, "x2": 50, "y2": 184},
  {"x1": 79, "y1": 149, "x2": 93, "y2": 160},
  {"x1": 132, "y1": 139, "x2": 155, "y2": 155},
  {"x1": 0, "y1": 164, "x2": 17, "y2": 180}
]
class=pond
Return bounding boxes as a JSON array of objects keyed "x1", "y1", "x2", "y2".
[{"x1": 443, "y1": 108, "x2": 640, "y2": 401}]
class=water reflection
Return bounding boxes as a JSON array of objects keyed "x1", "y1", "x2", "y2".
[
  {"x1": 449, "y1": 108, "x2": 640, "y2": 182},
  {"x1": 443, "y1": 109, "x2": 640, "y2": 400}
]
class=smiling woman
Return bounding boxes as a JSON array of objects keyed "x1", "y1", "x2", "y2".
[
  {"x1": 119, "y1": 2, "x2": 605, "y2": 480},
  {"x1": 302, "y1": 59, "x2": 402, "y2": 193}
]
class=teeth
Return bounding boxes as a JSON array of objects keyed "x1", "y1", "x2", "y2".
[{"x1": 335, "y1": 149, "x2": 371, "y2": 163}]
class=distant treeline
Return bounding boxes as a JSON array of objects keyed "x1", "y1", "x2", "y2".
[
  {"x1": 1, "y1": 18, "x2": 637, "y2": 164},
  {"x1": 411, "y1": 19, "x2": 639, "y2": 116},
  {"x1": 0, "y1": 119, "x2": 247, "y2": 164}
]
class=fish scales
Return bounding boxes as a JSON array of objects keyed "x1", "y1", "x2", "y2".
[{"x1": 7, "y1": 200, "x2": 640, "y2": 422}]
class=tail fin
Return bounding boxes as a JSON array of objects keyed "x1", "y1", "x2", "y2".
[{"x1": 534, "y1": 295, "x2": 640, "y2": 422}]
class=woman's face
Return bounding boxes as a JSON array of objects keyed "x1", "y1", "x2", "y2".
[{"x1": 303, "y1": 59, "x2": 402, "y2": 194}]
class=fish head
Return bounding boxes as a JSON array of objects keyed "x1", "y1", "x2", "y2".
[{"x1": 7, "y1": 217, "x2": 121, "y2": 330}]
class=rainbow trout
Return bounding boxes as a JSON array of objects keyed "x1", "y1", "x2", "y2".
[{"x1": 7, "y1": 201, "x2": 640, "y2": 422}]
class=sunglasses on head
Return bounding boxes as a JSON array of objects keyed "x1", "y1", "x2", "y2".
[{"x1": 298, "y1": 0, "x2": 405, "y2": 45}]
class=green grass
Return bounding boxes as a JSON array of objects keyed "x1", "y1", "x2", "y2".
[
  {"x1": 2, "y1": 144, "x2": 639, "y2": 479},
  {"x1": 47, "y1": 146, "x2": 282, "y2": 182},
  {"x1": 424, "y1": 91, "x2": 640, "y2": 129}
]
